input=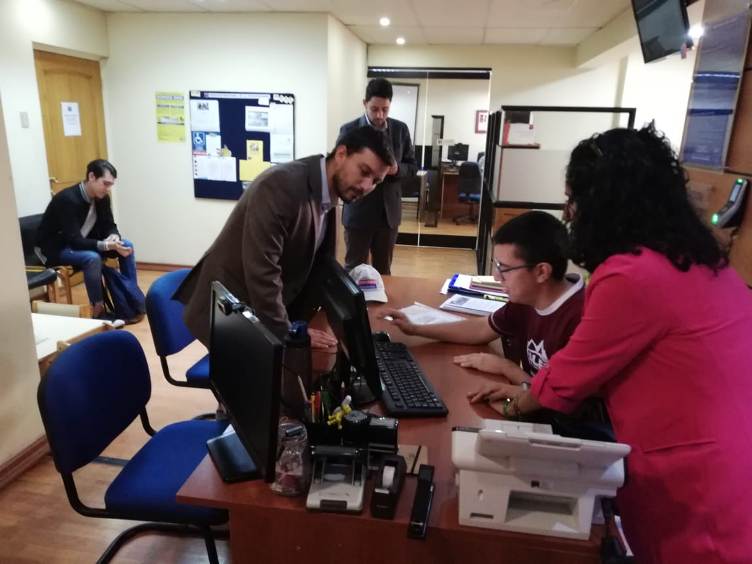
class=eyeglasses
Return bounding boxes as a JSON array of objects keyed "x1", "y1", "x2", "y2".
[{"x1": 493, "y1": 259, "x2": 533, "y2": 276}]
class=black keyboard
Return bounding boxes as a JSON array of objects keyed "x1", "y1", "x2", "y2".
[{"x1": 374, "y1": 341, "x2": 448, "y2": 417}]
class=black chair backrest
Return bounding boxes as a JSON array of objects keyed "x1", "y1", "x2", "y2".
[
  {"x1": 19, "y1": 214, "x2": 44, "y2": 265},
  {"x1": 458, "y1": 162, "x2": 481, "y2": 195}
]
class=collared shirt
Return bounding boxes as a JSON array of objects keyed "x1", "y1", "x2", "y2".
[
  {"x1": 315, "y1": 157, "x2": 333, "y2": 252},
  {"x1": 79, "y1": 181, "x2": 97, "y2": 237},
  {"x1": 364, "y1": 113, "x2": 388, "y2": 131}
]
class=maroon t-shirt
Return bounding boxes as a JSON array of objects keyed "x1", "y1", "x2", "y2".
[{"x1": 488, "y1": 274, "x2": 584, "y2": 376}]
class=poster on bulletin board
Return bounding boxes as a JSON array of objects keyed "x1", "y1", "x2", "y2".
[{"x1": 189, "y1": 90, "x2": 295, "y2": 200}]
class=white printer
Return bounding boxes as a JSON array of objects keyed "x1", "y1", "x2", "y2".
[{"x1": 451, "y1": 420, "x2": 630, "y2": 540}]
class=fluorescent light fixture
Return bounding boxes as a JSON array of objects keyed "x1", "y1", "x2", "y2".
[
  {"x1": 396, "y1": 37, "x2": 406, "y2": 45},
  {"x1": 379, "y1": 16, "x2": 390, "y2": 27},
  {"x1": 688, "y1": 24, "x2": 704, "y2": 41}
]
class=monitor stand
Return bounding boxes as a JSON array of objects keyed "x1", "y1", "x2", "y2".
[
  {"x1": 206, "y1": 429, "x2": 260, "y2": 483},
  {"x1": 336, "y1": 349, "x2": 376, "y2": 407}
]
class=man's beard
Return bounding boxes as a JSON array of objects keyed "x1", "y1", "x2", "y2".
[{"x1": 333, "y1": 173, "x2": 360, "y2": 204}]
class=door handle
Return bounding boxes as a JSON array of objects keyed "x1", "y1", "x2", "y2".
[{"x1": 49, "y1": 177, "x2": 58, "y2": 183}]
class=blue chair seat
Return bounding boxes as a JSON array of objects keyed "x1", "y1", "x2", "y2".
[
  {"x1": 186, "y1": 354, "x2": 210, "y2": 382},
  {"x1": 105, "y1": 419, "x2": 228, "y2": 525},
  {"x1": 459, "y1": 192, "x2": 481, "y2": 203}
]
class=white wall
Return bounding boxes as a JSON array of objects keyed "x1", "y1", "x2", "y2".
[
  {"x1": 326, "y1": 16, "x2": 367, "y2": 149},
  {"x1": 103, "y1": 13, "x2": 331, "y2": 265},
  {"x1": 619, "y1": 49, "x2": 696, "y2": 150},
  {"x1": 407, "y1": 78, "x2": 490, "y2": 163},
  {"x1": 0, "y1": 98, "x2": 44, "y2": 468},
  {"x1": 0, "y1": 0, "x2": 108, "y2": 217}
]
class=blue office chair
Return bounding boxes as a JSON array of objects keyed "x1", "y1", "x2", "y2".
[
  {"x1": 146, "y1": 269, "x2": 210, "y2": 389},
  {"x1": 37, "y1": 331, "x2": 228, "y2": 563},
  {"x1": 454, "y1": 161, "x2": 482, "y2": 224}
]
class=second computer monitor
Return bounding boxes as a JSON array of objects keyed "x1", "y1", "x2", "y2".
[
  {"x1": 448, "y1": 143, "x2": 469, "y2": 163},
  {"x1": 313, "y1": 257, "x2": 382, "y2": 402},
  {"x1": 209, "y1": 281, "x2": 283, "y2": 481}
]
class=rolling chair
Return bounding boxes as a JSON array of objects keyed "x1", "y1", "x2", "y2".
[
  {"x1": 19, "y1": 214, "x2": 58, "y2": 302},
  {"x1": 453, "y1": 161, "x2": 482, "y2": 224},
  {"x1": 37, "y1": 330, "x2": 228, "y2": 563},
  {"x1": 145, "y1": 269, "x2": 211, "y2": 390}
]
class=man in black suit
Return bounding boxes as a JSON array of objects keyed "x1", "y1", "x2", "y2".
[
  {"x1": 37, "y1": 159, "x2": 136, "y2": 318},
  {"x1": 338, "y1": 78, "x2": 417, "y2": 274}
]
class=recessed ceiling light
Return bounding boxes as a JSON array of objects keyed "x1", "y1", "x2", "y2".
[
  {"x1": 396, "y1": 36, "x2": 406, "y2": 45},
  {"x1": 379, "y1": 16, "x2": 390, "y2": 27},
  {"x1": 688, "y1": 23, "x2": 704, "y2": 41}
]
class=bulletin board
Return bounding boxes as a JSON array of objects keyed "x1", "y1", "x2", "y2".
[{"x1": 189, "y1": 90, "x2": 295, "y2": 200}]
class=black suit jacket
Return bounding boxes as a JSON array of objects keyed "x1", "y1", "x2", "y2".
[
  {"x1": 338, "y1": 116, "x2": 417, "y2": 229},
  {"x1": 36, "y1": 184, "x2": 119, "y2": 264}
]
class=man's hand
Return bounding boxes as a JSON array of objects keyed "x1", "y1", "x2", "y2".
[
  {"x1": 387, "y1": 163, "x2": 399, "y2": 176},
  {"x1": 105, "y1": 234, "x2": 121, "y2": 243},
  {"x1": 113, "y1": 242, "x2": 133, "y2": 257},
  {"x1": 308, "y1": 328, "x2": 338, "y2": 350},
  {"x1": 379, "y1": 309, "x2": 421, "y2": 336},
  {"x1": 467, "y1": 382, "x2": 521, "y2": 404}
]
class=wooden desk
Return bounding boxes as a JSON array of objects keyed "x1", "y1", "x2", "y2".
[
  {"x1": 32, "y1": 313, "x2": 108, "y2": 375},
  {"x1": 178, "y1": 277, "x2": 603, "y2": 563}
]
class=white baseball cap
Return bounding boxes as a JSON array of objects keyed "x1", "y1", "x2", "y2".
[{"x1": 349, "y1": 263, "x2": 388, "y2": 303}]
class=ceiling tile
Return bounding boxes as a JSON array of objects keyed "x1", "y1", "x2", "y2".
[
  {"x1": 487, "y1": 0, "x2": 630, "y2": 29},
  {"x1": 484, "y1": 27, "x2": 548, "y2": 44},
  {"x1": 348, "y1": 25, "x2": 426, "y2": 45},
  {"x1": 330, "y1": 0, "x2": 419, "y2": 26},
  {"x1": 539, "y1": 27, "x2": 595, "y2": 44},
  {"x1": 423, "y1": 27, "x2": 485, "y2": 45},
  {"x1": 197, "y1": 0, "x2": 272, "y2": 11},
  {"x1": 410, "y1": 0, "x2": 490, "y2": 27},
  {"x1": 258, "y1": 0, "x2": 333, "y2": 11},
  {"x1": 72, "y1": 0, "x2": 144, "y2": 11},
  {"x1": 121, "y1": 0, "x2": 206, "y2": 11}
]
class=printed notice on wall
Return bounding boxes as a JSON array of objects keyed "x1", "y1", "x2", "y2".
[
  {"x1": 190, "y1": 99, "x2": 220, "y2": 132},
  {"x1": 61, "y1": 102, "x2": 81, "y2": 137},
  {"x1": 155, "y1": 92, "x2": 185, "y2": 142}
]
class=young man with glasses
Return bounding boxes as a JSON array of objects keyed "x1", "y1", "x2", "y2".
[{"x1": 382, "y1": 211, "x2": 584, "y2": 397}]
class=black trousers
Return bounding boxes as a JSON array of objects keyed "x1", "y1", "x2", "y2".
[{"x1": 344, "y1": 225, "x2": 399, "y2": 275}]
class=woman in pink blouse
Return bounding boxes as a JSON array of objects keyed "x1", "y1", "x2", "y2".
[{"x1": 469, "y1": 125, "x2": 752, "y2": 563}]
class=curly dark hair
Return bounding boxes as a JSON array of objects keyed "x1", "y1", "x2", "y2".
[{"x1": 565, "y1": 123, "x2": 726, "y2": 273}]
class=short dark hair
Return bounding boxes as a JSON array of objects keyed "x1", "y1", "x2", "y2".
[
  {"x1": 493, "y1": 211, "x2": 569, "y2": 281},
  {"x1": 565, "y1": 124, "x2": 725, "y2": 273},
  {"x1": 365, "y1": 78, "x2": 393, "y2": 101},
  {"x1": 86, "y1": 159, "x2": 117, "y2": 179},
  {"x1": 330, "y1": 126, "x2": 395, "y2": 168}
]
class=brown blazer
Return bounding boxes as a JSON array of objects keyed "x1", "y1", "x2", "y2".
[{"x1": 175, "y1": 155, "x2": 336, "y2": 345}]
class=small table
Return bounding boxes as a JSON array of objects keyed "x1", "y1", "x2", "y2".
[{"x1": 32, "y1": 313, "x2": 109, "y2": 376}]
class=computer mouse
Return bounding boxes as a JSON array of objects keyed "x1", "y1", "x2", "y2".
[{"x1": 373, "y1": 331, "x2": 391, "y2": 343}]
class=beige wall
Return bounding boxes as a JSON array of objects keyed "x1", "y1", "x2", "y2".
[
  {"x1": 0, "y1": 98, "x2": 44, "y2": 468},
  {"x1": 326, "y1": 16, "x2": 368, "y2": 149},
  {"x1": 0, "y1": 0, "x2": 108, "y2": 469},
  {"x1": 0, "y1": 0, "x2": 108, "y2": 218},
  {"x1": 103, "y1": 13, "x2": 335, "y2": 265}
]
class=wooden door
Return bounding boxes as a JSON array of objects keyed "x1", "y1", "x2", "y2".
[{"x1": 34, "y1": 50, "x2": 107, "y2": 194}]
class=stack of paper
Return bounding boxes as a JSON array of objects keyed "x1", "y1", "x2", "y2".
[
  {"x1": 470, "y1": 275, "x2": 503, "y2": 292},
  {"x1": 443, "y1": 273, "x2": 509, "y2": 300},
  {"x1": 439, "y1": 294, "x2": 506, "y2": 316}
]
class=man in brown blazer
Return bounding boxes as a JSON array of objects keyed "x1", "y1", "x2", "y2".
[{"x1": 175, "y1": 126, "x2": 395, "y2": 349}]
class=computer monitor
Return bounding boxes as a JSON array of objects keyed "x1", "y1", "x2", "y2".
[
  {"x1": 207, "y1": 281, "x2": 283, "y2": 482},
  {"x1": 311, "y1": 257, "x2": 382, "y2": 405},
  {"x1": 632, "y1": 0, "x2": 692, "y2": 63},
  {"x1": 447, "y1": 143, "x2": 469, "y2": 163}
]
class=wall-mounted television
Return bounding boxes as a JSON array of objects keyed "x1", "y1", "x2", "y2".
[{"x1": 632, "y1": 0, "x2": 692, "y2": 63}]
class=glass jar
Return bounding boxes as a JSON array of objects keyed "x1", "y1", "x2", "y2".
[{"x1": 271, "y1": 419, "x2": 310, "y2": 496}]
